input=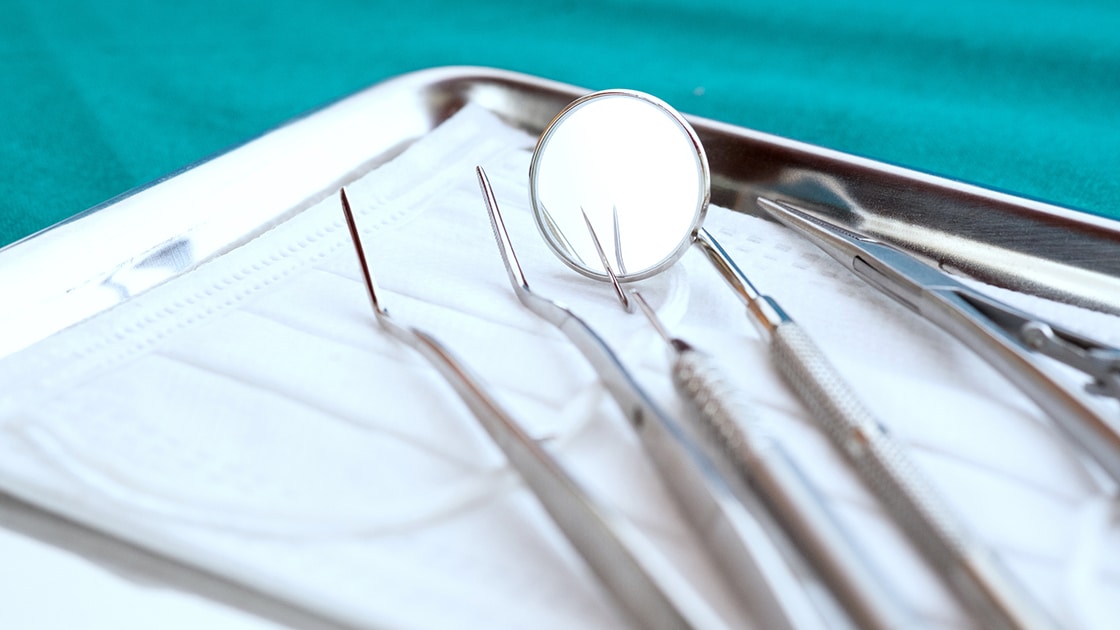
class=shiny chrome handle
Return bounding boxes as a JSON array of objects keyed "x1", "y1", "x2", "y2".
[
  {"x1": 771, "y1": 321, "x2": 1056, "y2": 630},
  {"x1": 408, "y1": 330, "x2": 728, "y2": 630},
  {"x1": 671, "y1": 342, "x2": 913, "y2": 630}
]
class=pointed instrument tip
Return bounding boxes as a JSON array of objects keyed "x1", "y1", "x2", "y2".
[
  {"x1": 579, "y1": 207, "x2": 632, "y2": 313},
  {"x1": 475, "y1": 164, "x2": 495, "y2": 204},
  {"x1": 755, "y1": 196, "x2": 780, "y2": 213},
  {"x1": 476, "y1": 164, "x2": 532, "y2": 295},
  {"x1": 476, "y1": 165, "x2": 494, "y2": 194},
  {"x1": 339, "y1": 186, "x2": 362, "y2": 255},
  {"x1": 338, "y1": 188, "x2": 386, "y2": 317},
  {"x1": 757, "y1": 196, "x2": 822, "y2": 223},
  {"x1": 758, "y1": 196, "x2": 869, "y2": 238},
  {"x1": 755, "y1": 196, "x2": 800, "y2": 222},
  {"x1": 758, "y1": 196, "x2": 838, "y2": 243},
  {"x1": 755, "y1": 196, "x2": 825, "y2": 238}
]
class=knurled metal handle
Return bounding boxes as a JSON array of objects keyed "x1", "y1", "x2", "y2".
[
  {"x1": 771, "y1": 321, "x2": 1054, "y2": 630},
  {"x1": 671, "y1": 343, "x2": 918, "y2": 630}
]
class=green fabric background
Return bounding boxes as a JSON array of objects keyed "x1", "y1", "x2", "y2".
[{"x1": 2, "y1": 0, "x2": 1117, "y2": 248}]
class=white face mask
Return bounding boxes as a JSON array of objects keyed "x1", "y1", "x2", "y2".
[
  {"x1": 0, "y1": 104, "x2": 703, "y2": 628},
  {"x1": 0, "y1": 102, "x2": 1111, "y2": 630}
]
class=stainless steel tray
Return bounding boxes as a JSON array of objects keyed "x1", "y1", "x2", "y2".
[
  {"x1": 1, "y1": 65, "x2": 1118, "y2": 628},
  {"x1": 2, "y1": 67, "x2": 1118, "y2": 360}
]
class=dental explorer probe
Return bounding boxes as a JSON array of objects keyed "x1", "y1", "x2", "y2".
[
  {"x1": 340, "y1": 188, "x2": 729, "y2": 630},
  {"x1": 477, "y1": 166, "x2": 917, "y2": 630},
  {"x1": 580, "y1": 208, "x2": 939, "y2": 630}
]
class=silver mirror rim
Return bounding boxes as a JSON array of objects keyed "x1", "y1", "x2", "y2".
[{"x1": 527, "y1": 89, "x2": 711, "y2": 283}]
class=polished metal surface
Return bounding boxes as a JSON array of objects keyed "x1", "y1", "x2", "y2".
[
  {"x1": 0, "y1": 65, "x2": 1117, "y2": 627},
  {"x1": 2, "y1": 65, "x2": 1118, "y2": 362},
  {"x1": 761, "y1": 197, "x2": 1120, "y2": 485},
  {"x1": 697, "y1": 121, "x2": 1120, "y2": 315},
  {"x1": 529, "y1": 90, "x2": 709, "y2": 282},
  {"x1": 341, "y1": 188, "x2": 726, "y2": 630},
  {"x1": 693, "y1": 225, "x2": 1054, "y2": 630},
  {"x1": 529, "y1": 88, "x2": 1055, "y2": 629},
  {"x1": 480, "y1": 166, "x2": 913, "y2": 630}
]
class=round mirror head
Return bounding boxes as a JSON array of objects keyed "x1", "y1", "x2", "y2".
[{"x1": 529, "y1": 90, "x2": 710, "y2": 282}]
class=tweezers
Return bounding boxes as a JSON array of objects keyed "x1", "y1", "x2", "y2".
[
  {"x1": 340, "y1": 189, "x2": 731, "y2": 630},
  {"x1": 759, "y1": 197, "x2": 1120, "y2": 484}
]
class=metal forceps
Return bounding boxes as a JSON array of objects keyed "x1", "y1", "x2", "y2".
[
  {"x1": 759, "y1": 197, "x2": 1120, "y2": 484},
  {"x1": 339, "y1": 189, "x2": 728, "y2": 630}
]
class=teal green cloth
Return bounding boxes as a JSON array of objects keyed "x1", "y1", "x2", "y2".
[{"x1": 2, "y1": 0, "x2": 1118, "y2": 248}]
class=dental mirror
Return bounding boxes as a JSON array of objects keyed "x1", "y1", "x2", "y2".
[
  {"x1": 529, "y1": 90, "x2": 709, "y2": 282},
  {"x1": 529, "y1": 91, "x2": 1055, "y2": 630}
]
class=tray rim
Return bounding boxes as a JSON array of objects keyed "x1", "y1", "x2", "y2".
[
  {"x1": 0, "y1": 64, "x2": 1118, "y2": 629},
  {"x1": 1, "y1": 64, "x2": 1118, "y2": 359}
]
